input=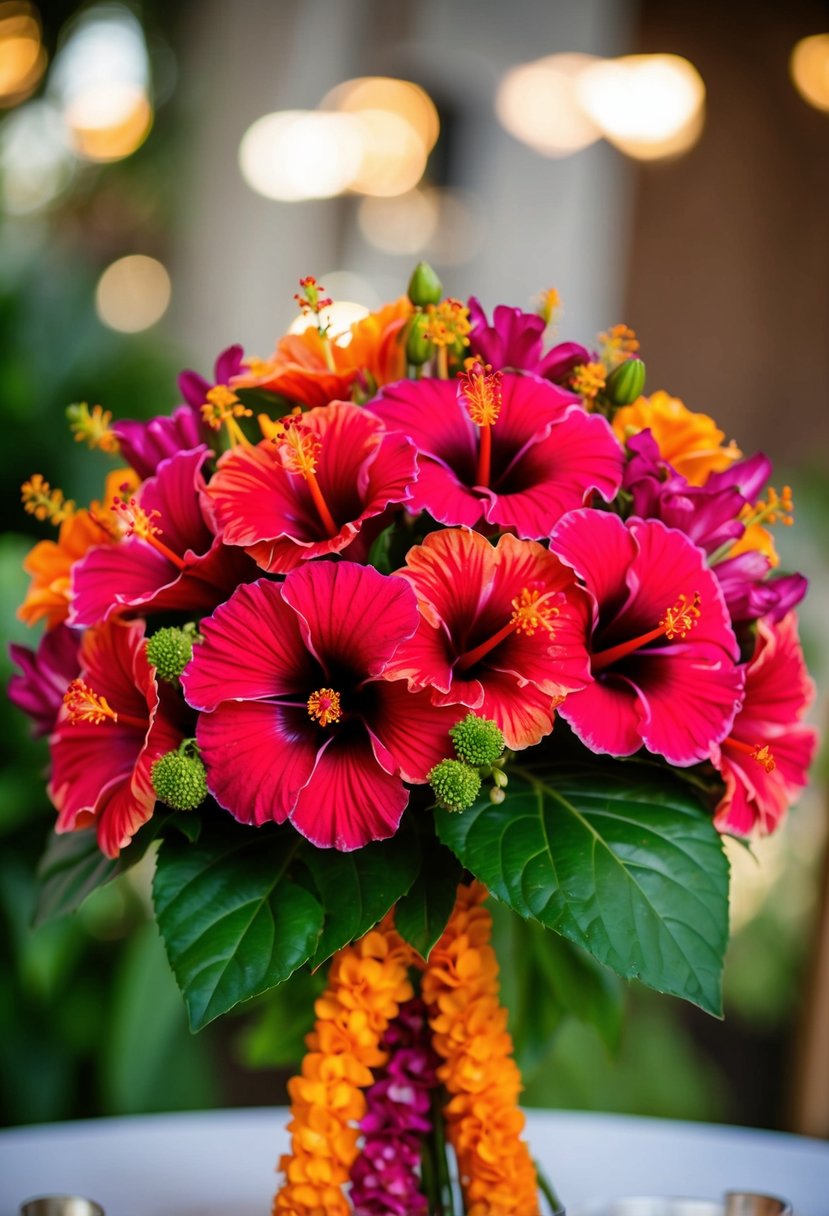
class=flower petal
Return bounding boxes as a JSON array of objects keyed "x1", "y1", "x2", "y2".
[
  {"x1": 632, "y1": 644, "x2": 744, "y2": 765},
  {"x1": 559, "y1": 674, "x2": 644, "y2": 757},
  {"x1": 371, "y1": 679, "x2": 463, "y2": 782}
]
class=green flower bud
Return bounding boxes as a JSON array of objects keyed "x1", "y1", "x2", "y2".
[
  {"x1": 489, "y1": 786, "x2": 506, "y2": 805},
  {"x1": 151, "y1": 745, "x2": 208, "y2": 811},
  {"x1": 605, "y1": 357, "x2": 646, "y2": 407},
  {"x1": 450, "y1": 713, "x2": 505, "y2": 768},
  {"x1": 406, "y1": 313, "x2": 433, "y2": 366},
  {"x1": 492, "y1": 767, "x2": 508, "y2": 789},
  {"x1": 407, "y1": 261, "x2": 443, "y2": 308},
  {"x1": 146, "y1": 624, "x2": 200, "y2": 683},
  {"x1": 428, "y1": 758, "x2": 481, "y2": 812}
]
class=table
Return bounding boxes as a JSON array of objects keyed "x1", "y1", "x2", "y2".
[{"x1": 1, "y1": 1108, "x2": 827, "y2": 1216}]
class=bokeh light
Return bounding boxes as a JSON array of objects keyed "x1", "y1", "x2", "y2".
[
  {"x1": 496, "y1": 54, "x2": 601, "y2": 156},
  {"x1": 95, "y1": 254, "x2": 171, "y2": 332},
  {"x1": 0, "y1": 99, "x2": 74, "y2": 213},
  {"x1": 321, "y1": 75, "x2": 439, "y2": 153},
  {"x1": 50, "y1": 4, "x2": 153, "y2": 162},
  {"x1": 238, "y1": 109, "x2": 363, "y2": 201},
  {"x1": 577, "y1": 54, "x2": 706, "y2": 160},
  {"x1": 288, "y1": 299, "x2": 370, "y2": 346},
  {"x1": 0, "y1": 2, "x2": 46, "y2": 107},
  {"x1": 358, "y1": 189, "x2": 439, "y2": 255},
  {"x1": 790, "y1": 34, "x2": 829, "y2": 113}
]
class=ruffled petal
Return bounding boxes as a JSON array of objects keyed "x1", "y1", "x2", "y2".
[
  {"x1": 559, "y1": 674, "x2": 644, "y2": 757},
  {"x1": 476, "y1": 667, "x2": 564, "y2": 750},
  {"x1": 549, "y1": 509, "x2": 637, "y2": 625},
  {"x1": 370, "y1": 679, "x2": 463, "y2": 782}
]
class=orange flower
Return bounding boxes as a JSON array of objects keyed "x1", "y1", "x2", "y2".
[
  {"x1": 18, "y1": 469, "x2": 139, "y2": 630},
  {"x1": 273, "y1": 923, "x2": 416, "y2": 1216},
  {"x1": 422, "y1": 883, "x2": 541, "y2": 1216},
  {"x1": 613, "y1": 389, "x2": 742, "y2": 485},
  {"x1": 237, "y1": 299, "x2": 412, "y2": 411}
]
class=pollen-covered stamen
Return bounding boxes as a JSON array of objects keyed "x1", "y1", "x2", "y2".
[
  {"x1": 273, "y1": 419, "x2": 338, "y2": 537},
  {"x1": 456, "y1": 586, "x2": 559, "y2": 672},
  {"x1": 569, "y1": 361, "x2": 607, "y2": 405},
  {"x1": 599, "y1": 323, "x2": 640, "y2": 370},
  {"x1": 21, "y1": 474, "x2": 75, "y2": 525},
  {"x1": 67, "y1": 402, "x2": 120, "y2": 453},
  {"x1": 744, "y1": 485, "x2": 795, "y2": 529},
  {"x1": 459, "y1": 361, "x2": 502, "y2": 488},
  {"x1": 307, "y1": 687, "x2": 342, "y2": 727},
  {"x1": 424, "y1": 298, "x2": 471, "y2": 378},
  {"x1": 63, "y1": 678, "x2": 146, "y2": 729},
  {"x1": 111, "y1": 496, "x2": 186, "y2": 570},
  {"x1": 591, "y1": 591, "x2": 702, "y2": 673},
  {"x1": 201, "y1": 384, "x2": 252, "y2": 447},
  {"x1": 536, "y1": 287, "x2": 562, "y2": 328},
  {"x1": 725, "y1": 736, "x2": 777, "y2": 774}
]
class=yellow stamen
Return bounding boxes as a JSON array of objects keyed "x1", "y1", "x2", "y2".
[
  {"x1": 201, "y1": 384, "x2": 252, "y2": 447},
  {"x1": 63, "y1": 678, "x2": 146, "y2": 729},
  {"x1": 592, "y1": 592, "x2": 702, "y2": 672},
  {"x1": 745, "y1": 485, "x2": 795, "y2": 529},
  {"x1": 67, "y1": 402, "x2": 120, "y2": 453},
  {"x1": 459, "y1": 361, "x2": 502, "y2": 488},
  {"x1": 536, "y1": 287, "x2": 562, "y2": 328},
  {"x1": 509, "y1": 587, "x2": 560, "y2": 637},
  {"x1": 274, "y1": 419, "x2": 338, "y2": 537},
  {"x1": 659, "y1": 591, "x2": 702, "y2": 640},
  {"x1": 111, "y1": 496, "x2": 186, "y2": 570},
  {"x1": 21, "y1": 475, "x2": 75, "y2": 525},
  {"x1": 423, "y1": 299, "x2": 472, "y2": 350},
  {"x1": 569, "y1": 361, "x2": 607, "y2": 404},
  {"x1": 599, "y1": 323, "x2": 639, "y2": 370},
  {"x1": 726, "y1": 736, "x2": 776, "y2": 774},
  {"x1": 307, "y1": 687, "x2": 342, "y2": 727}
]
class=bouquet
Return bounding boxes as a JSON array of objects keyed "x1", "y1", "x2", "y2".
[{"x1": 9, "y1": 263, "x2": 818, "y2": 1216}]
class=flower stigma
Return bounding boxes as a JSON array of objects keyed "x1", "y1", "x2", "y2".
[{"x1": 307, "y1": 687, "x2": 343, "y2": 727}]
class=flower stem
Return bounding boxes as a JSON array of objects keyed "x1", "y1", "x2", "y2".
[{"x1": 534, "y1": 1158, "x2": 563, "y2": 1214}]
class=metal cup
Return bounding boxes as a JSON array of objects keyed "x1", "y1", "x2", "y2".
[{"x1": 20, "y1": 1198, "x2": 105, "y2": 1216}]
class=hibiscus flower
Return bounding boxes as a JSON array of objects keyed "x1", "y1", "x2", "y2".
[
  {"x1": 9, "y1": 624, "x2": 80, "y2": 737},
  {"x1": 549, "y1": 509, "x2": 744, "y2": 765},
  {"x1": 368, "y1": 367, "x2": 623, "y2": 539},
  {"x1": 202, "y1": 402, "x2": 416, "y2": 573},
  {"x1": 181, "y1": 563, "x2": 461, "y2": 851},
  {"x1": 713, "y1": 612, "x2": 817, "y2": 835},
  {"x1": 49, "y1": 618, "x2": 184, "y2": 857},
  {"x1": 467, "y1": 297, "x2": 588, "y2": 384},
  {"x1": 384, "y1": 528, "x2": 590, "y2": 749}
]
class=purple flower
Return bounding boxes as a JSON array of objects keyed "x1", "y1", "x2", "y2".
[
  {"x1": 467, "y1": 297, "x2": 588, "y2": 383},
  {"x1": 349, "y1": 997, "x2": 438, "y2": 1216},
  {"x1": 113, "y1": 345, "x2": 244, "y2": 479},
  {"x1": 8, "y1": 624, "x2": 80, "y2": 737}
]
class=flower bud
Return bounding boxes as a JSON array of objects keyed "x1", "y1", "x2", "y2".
[
  {"x1": 450, "y1": 713, "x2": 505, "y2": 768},
  {"x1": 151, "y1": 745, "x2": 208, "y2": 811},
  {"x1": 489, "y1": 786, "x2": 506, "y2": 805},
  {"x1": 146, "y1": 624, "x2": 200, "y2": 683},
  {"x1": 407, "y1": 261, "x2": 443, "y2": 308},
  {"x1": 428, "y1": 758, "x2": 481, "y2": 812},
  {"x1": 406, "y1": 313, "x2": 433, "y2": 366},
  {"x1": 605, "y1": 357, "x2": 646, "y2": 406}
]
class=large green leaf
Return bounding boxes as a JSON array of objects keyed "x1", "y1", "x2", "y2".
[
  {"x1": 436, "y1": 764, "x2": 729, "y2": 1016},
  {"x1": 394, "y1": 833, "x2": 461, "y2": 960},
  {"x1": 153, "y1": 820, "x2": 324, "y2": 1031},
  {"x1": 300, "y1": 823, "x2": 421, "y2": 968}
]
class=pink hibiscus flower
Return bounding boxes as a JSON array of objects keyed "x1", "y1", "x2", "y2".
[
  {"x1": 549, "y1": 509, "x2": 744, "y2": 765},
  {"x1": 713, "y1": 612, "x2": 817, "y2": 835},
  {"x1": 49, "y1": 618, "x2": 184, "y2": 858},
  {"x1": 202, "y1": 402, "x2": 417, "y2": 574},
  {"x1": 181, "y1": 563, "x2": 461, "y2": 851},
  {"x1": 9, "y1": 623, "x2": 81, "y2": 738},
  {"x1": 384, "y1": 528, "x2": 591, "y2": 750},
  {"x1": 70, "y1": 446, "x2": 255, "y2": 627},
  {"x1": 367, "y1": 367, "x2": 623, "y2": 539}
]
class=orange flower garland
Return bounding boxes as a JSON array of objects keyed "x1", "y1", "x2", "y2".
[
  {"x1": 274, "y1": 922, "x2": 416, "y2": 1216},
  {"x1": 421, "y1": 883, "x2": 540, "y2": 1216}
]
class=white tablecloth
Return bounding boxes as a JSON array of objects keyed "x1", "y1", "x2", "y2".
[{"x1": 1, "y1": 1108, "x2": 827, "y2": 1216}]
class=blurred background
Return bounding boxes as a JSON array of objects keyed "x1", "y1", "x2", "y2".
[{"x1": 1, "y1": 0, "x2": 828, "y2": 1138}]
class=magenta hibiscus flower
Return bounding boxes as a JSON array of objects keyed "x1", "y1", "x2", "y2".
[
  {"x1": 9, "y1": 624, "x2": 80, "y2": 737},
  {"x1": 467, "y1": 297, "x2": 588, "y2": 384},
  {"x1": 713, "y1": 613, "x2": 817, "y2": 836},
  {"x1": 49, "y1": 618, "x2": 184, "y2": 858},
  {"x1": 384, "y1": 528, "x2": 591, "y2": 749},
  {"x1": 70, "y1": 446, "x2": 255, "y2": 627},
  {"x1": 549, "y1": 509, "x2": 744, "y2": 765},
  {"x1": 368, "y1": 368, "x2": 622, "y2": 539},
  {"x1": 181, "y1": 563, "x2": 461, "y2": 851},
  {"x1": 202, "y1": 402, "x2": 417, "y2": 574}
]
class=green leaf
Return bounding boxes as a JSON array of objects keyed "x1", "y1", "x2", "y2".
[
  {"x1": 301, "y1": 822, "x2": 420, "y2": 968},
  {"x1": 153, "y1": 819, "x2": 324, "y2": 1031},
  {"x1": 394, "y1": 833, "x2": 461, "y2": 959},
  {"x1": 33, "y1": 823, "x2": 156, "y2": 926},
  {"x1": 436, "y1": 764, "x2": 729, "y2": 1016},
  {"x1": 366, "y1": 523, "x2": 396, "y2": 574}
]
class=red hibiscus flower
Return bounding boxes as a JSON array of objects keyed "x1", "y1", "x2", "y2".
[
  {"x1": 181, "y1": 563, "x2": 461, "y2": 851},
  {"x1": 549, "y1": 509, "x2": 744, "y2": 765},
  {"x1": 384, "y1": 528, "x2": 591, "y2": 749},
  {"x1": 367, "y1": 367, "x2": 623, "y2": 538},
  {"x1": 713, "y1": 612, "x2": 817, "y2": 835},
  {"x1": 49, "y1": 618, "x2": 184, "y2": 858},
  {"x1": 202, "y1": 402, "x2": 417, "y2": 574}
]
